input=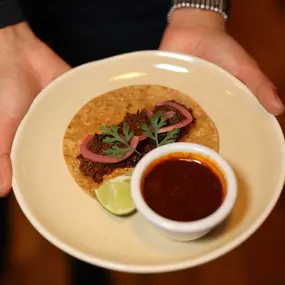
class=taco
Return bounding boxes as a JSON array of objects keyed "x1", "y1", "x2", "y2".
[{"x1": 63, "y1": 84, "x2": 219, "y2": 198}]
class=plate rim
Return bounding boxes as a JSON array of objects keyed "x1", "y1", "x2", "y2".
[{"x1": 11, "y1": 50, "x2": 285, "y2": 273}]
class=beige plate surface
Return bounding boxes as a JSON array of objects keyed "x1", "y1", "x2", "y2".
[{"x1": 11, "y1": 51, "x2": 285, "y2": 273}]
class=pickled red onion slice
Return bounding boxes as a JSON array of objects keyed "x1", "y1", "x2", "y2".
[
  {"x1": 163, "y1": 110, "x2": 176, "y2": 119},
  {"x1": 80, "y1": 134, "x2": 140, "y2": 163},
  {"x1": 156, "y1": 101, "x2": 193, "y2": 133},
  {"x1": 146, "y1": 110, "x2": 175, "y2": 120},
  {"x1": 139, "y1": 135, "x2": 147, "y2": 141}
]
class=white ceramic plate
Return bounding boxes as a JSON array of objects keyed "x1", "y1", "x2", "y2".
[{"x1": 11, "y1": 51, "x2": 285, "y2": 273}]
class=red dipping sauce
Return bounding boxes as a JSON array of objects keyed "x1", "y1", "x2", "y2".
[{"x1": 141, "y1": 152, "x2": 226, "y2": 222}]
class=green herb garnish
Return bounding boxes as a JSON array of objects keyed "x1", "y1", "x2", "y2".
[
  {"x1": 103, "y1": 145, "x2": 135, "y2": 159},
  {"x1": 100, "y1": 111, "x2": 179, "y2": 158},
  {"x1": 141, "y1": 111, "x2": 179, "y2": 147},
  {"x1": 100, "y1": 122, "x2": 140, "y2": 158},
  {"x1": 158, "y1": 128, "x2": 180, "y2": 145}
]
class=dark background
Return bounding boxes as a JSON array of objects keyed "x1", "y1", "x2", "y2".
[{"x1": 1, "y1": 0, "x2": 285, "y2": 284}]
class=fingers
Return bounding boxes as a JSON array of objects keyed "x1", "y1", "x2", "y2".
[
  {"x1": 160, "y1": 28, "x2": 284, "y2": 116},
  {"x1": 0, "y1": 115, "x2": 17, "y2": 196},
  {"x1": 0, "y1": 153, "x2": 12, "y2": 197},
  {"x1": 236, "y1": 61, "x2": 284, "y2": 116}
]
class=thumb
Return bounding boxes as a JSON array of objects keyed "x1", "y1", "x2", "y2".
[
  {"x1": 0, "y1": 115, "x2": 18, "y2": 196},
  {"x1": 236, "y1": 61, "x2": 284, "y2": 116}
]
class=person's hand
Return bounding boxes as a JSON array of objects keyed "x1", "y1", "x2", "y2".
[
  {"x1": 159, "y1": 8, "x2": 284, "y2": 116},
  {"x1": 0, "y1": 22, "x2": 71, "y2": 196}
]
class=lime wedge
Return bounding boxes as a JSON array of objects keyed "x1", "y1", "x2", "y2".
[
  {"x1": 122, "y1": 168, "x2": 133, "y2": 177},
  {"x1": 94, "y1": 172, "x2": 135, "y2": 216}
]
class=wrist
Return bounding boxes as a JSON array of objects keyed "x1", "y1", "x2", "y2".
[{"x1": 169, "y1": 8, "x2": 226, "y2": 31}]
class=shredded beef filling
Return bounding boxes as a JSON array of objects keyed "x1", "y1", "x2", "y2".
[
  {"x1": 118, "y1": 109, "x2": 149, "y2": 136},
  {"x1": 77, "y1": 101, "x2": 194, "y2": 184}
]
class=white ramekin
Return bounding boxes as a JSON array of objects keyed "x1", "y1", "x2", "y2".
[{"x1": 131, "y1": 142, "x2": 237, "y2": 242}]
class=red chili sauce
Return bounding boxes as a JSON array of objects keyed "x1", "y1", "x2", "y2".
[{"x1": 141, "y1": 153, "x2": 226, "y2": 222}]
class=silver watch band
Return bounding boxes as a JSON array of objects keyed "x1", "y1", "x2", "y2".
[{"x1": 168, "y1": 0, "x2": 229, "y2": 23}]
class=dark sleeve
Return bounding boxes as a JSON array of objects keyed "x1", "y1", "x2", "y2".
[{"x1": 0, "y1": 0, "x2": 25, "y2": 28}]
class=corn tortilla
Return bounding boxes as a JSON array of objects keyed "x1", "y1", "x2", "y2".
[{"x1": 63, "y1": 85, "x2": 219, "y2": 198}]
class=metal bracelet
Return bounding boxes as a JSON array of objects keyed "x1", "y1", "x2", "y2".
[{"x1": 167, "y1": 1, "x2": 229, "y2": 23}]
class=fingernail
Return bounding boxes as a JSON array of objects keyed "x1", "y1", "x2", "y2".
[
  {"x1": 273, "y1": 90, "x2": 285, "y2": 115},
  {"x1": 0, "y1": 175, "x2": 3, "y2": 197},
  {"x1": 273, "y1": 89, "x2": 284, "y2": 105},
  {"x1": 0, "y1": 171, "x2": 8, "y2": 197}
]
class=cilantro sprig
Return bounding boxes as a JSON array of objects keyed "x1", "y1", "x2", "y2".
[
  {"x1": 100, "y1": 122, "x2": 141, "y2": 158},
  {"x1": 141, "y1": 111, "x2": 179, "y2": 147},
  {"x1": 100, "y1": 111, "x2": 179, "y2": 158}
]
